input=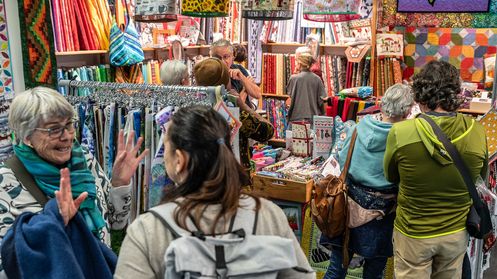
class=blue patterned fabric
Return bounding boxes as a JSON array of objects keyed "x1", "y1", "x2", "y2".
[{"x1": 109, "y1": 21, "x2": 144, "y2": 66}]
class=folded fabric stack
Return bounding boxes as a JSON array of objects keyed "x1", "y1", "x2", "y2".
[{"x1": 258, "y1": 156, "x2": 325, "y2": 182}]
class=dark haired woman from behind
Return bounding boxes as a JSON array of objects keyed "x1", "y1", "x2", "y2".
[
  {"x1": 384, "y1": 60, "x2": 488, "y2": 278},
  {"x1": 114, "y1": 106, "x2": 314, "y2": 278}
]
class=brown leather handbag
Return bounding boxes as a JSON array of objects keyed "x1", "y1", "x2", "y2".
[{"x1": 311, "y1": 129, "x2": 356, "y2": 238}]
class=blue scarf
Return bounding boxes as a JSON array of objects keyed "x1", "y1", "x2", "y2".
[{"x1": 13, "y1": 141, "x2": 106, "y2": 235}]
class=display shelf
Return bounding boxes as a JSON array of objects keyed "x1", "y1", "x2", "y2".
[
  {"x1": 261, "y1": 43, "x2": 348, "y2": 55},
  {"x1": 55, "y1": 50, "x2": 108, "y2": 56},
  {"x1": 458, "y1": 108, "x2": 487, "y2": 115},
  {"x1": 262, "y1": 93, "x2": 290, "y2": 99}
]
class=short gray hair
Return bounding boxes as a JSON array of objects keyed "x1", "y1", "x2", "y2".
[
  {"x1": 160, "y1": 60, "x2": 188, "y2": 85},
  {"x1": 381, "y1": 84, "x2": 414, "y2": 117},
  {"x1": 209, "y1": 39, "x2": 233, "y2": 57},
  {"x1": 9, "y1": 87, "x2": 76, "y2": 144}
]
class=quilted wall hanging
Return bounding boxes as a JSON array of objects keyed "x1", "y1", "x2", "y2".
[
  {"x1": 402, "y1": 27, "x2": 497, "y2": 83},
  {"x1": 0, "y1": 0, "x2": 13, "y2": 95},
  {"x1": 397, "y1": 0, "x2": 490, "y2": 13},
  {"x1": 18, "y1": 0, "x2": 57, "y2": 87},
  {"x1": 381, "y1": 0, "x2": 497, "y2": 28}
]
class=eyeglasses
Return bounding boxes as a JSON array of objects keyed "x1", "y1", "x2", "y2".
[
  {"x1": 35, "y1": 120, "x2": 78, "y2": 138},
  {"x1": 214, "y1": 54, "x2": 233, "y2": 61}
]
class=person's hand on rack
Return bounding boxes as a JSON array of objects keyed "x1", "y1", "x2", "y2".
[
  {"x1": 111, "y1": 130, "x2": 150, "y2": 187},
  {"x1": 55, "y1": 168, "x2": 88, "y2": 226}
]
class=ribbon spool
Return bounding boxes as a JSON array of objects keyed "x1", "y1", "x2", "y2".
[
  {"x1": 242, "y1": 0, "x2": 294, "y2": 20},
  {"x1": 134, "y1": 0, "x2": 178, "y2": 22},
  {"x1": 303, "y1": 0, "x2": 361, "y2": 22},
  {"x1": 181, "y1": 0, "x2": 230, "y2": 17}
]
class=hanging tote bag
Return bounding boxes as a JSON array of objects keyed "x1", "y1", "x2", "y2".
[
  {"x1": 135, "y1": 0, "x2": 178, "y2": 22},
  {"x1": 109, "y1": 0, "x2": 145, "y2": 66},
  {"x1": 303, "y1": 0, "x2": 361, "y2": 22},
  {"x1": 242, "y1": 0, "x2": 294, "y2": 20},
  {"x1": 181, "y1": 0, "x2": 230, "y2": 17}
]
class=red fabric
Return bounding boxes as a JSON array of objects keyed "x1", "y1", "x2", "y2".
[
  {"x1": 332, "y1": 96, "x2": 339, "y2": 117},
  {"x1": 310, "y1": 60, "x2": 323, "y2": 83}
]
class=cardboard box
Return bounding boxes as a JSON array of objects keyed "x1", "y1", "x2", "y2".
[
  {"x1": 470, "y1": 98, "x2": 492, "y2": 113},
  {"x1": 252, "y1": 174, "x2": 313, "y2": 203}
]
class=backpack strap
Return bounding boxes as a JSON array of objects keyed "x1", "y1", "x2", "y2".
[{"x1": 5, "y1": 155, "x2": 49, "y2": 206}]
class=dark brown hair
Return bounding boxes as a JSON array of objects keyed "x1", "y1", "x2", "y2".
[
  {"x1": 412, "y1": 60, "x2": 463, "y2": 112},
  {"x1": 162, "y1": 106, "x2": 257, "y2": 234},
  {"x1": 232, "y1": 43, "x2": 247, "y2": 63}
]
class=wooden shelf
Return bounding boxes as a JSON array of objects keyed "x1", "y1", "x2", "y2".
[
  {"x1": 262, "y1": 43, "x2": 348, "y2": 48},
  {"x1": 458, "y1": 108, "x2": 487, "y2": 115},
  {"x1": 55, "y1": 50, "x2": 108, "y2": 56},
  {"x1": 262, "y1": 93, "x2": 290, "y2": 99}
]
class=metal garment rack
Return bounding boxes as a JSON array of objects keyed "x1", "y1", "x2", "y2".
[{"x1": 58, "y1": 79, "x2": 226, "y2": 106}]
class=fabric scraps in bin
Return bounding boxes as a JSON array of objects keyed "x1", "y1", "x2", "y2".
[{"x1": 18, "y1": 0, "x2": 57, "y2": 87}]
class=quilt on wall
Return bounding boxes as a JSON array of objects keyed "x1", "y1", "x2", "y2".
[
  {"x1": 402, "y1": 27, "x2": 497, "y2": 83},
  {"x1": 381, "y1": 0, "x2": 497, "y2": 28},
  {"x1": 0, "y1": 0, "x2": 12, "y2": 95}
]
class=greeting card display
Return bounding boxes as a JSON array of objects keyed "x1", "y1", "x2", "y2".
[
  {"x1": 292, "y1": 122, "x2": 312, "y2": 157},
  {"x1": 313, "y1": 116, "x2": 334, "y2": 159}
]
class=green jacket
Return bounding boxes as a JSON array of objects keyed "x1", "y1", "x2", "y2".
[{"x1": 384, "y1": 113, "x2": 488, "y2": 238}]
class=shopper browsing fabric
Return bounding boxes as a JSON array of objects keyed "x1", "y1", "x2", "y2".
[
  {"x1": 384, "y1": 60, "x2": 488, "y2": 279},
  {"x1": 160, "y1": 60, "x2": 189, "y2": 85},
  {"x1": 193, "y1": 57, "x2": 274, "y2": 176},
  {"x1": 114, "y1": 105, "x2": 314, "y2": 278},
  {"x1": 295, "y1": 45, "x2": 323, "y2": 81},
  {"x1": 287, "y1": 53, "x2": 327, "y2": 122},
  {"x1": 0, "y1": 87, "x2": 148, "y2": 271},
  {"x1": 210, "y1": 39, "x2": 261, "y2": 107},
  {"x1": 321, "y1": 84, "x2": 414, "y2": 279}
]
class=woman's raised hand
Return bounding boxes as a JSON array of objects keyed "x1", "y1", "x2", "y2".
[
  {"x1": 55, "y1": 168, "x2": 88, "y2": 226},
  {"x1": 111, "y1": 130, "x2": 150, "y2": 187}
]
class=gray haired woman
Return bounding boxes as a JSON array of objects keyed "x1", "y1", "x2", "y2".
[
  {"x1": 0, "y1": 87, "x2": 148, "y2": 273},
  {"x1": 322, "y1": 83, "x2": 414, "y2": 279},
  {"x1": 160, "y1": 60, "x2": 189, "y2": 85}
]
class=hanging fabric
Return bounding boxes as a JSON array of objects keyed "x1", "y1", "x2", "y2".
[
  {"x1": 242, "y1": 0, "x2": 294, "y2": 20},
  {"x1": 303, "y1": 0, "x2": 361, "y2": 22},
  {"x1": 109, "y1": 0, "x2": 145, "y2": 66},
  {"x1": 134, "y1": 0, "x2": 178, "y2": 22},
  {"x1": 181, "y1": 0, "x2": 230, "y2": 17}
]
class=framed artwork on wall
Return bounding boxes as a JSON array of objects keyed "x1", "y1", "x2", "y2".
[
  {"x1": 397, "y1": 0, "x2": 490, "y2": 13},
  {"x1": 273, "y1": 200, "x2": 303, "y2": 242}
]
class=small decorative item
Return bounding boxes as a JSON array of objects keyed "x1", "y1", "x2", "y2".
[
  {"x1": 376, "y1": 33, "x2": 404, "y2": 57},
  {"x1": 181, "y1": 0, "x2": 230, "y2": 17},
  {"x1": 312, "y1": 116, "x2": 334, "y2": 159},
  {"x1": 303, "y1": 0, "x2": 361, "y2": 22},
  {"x1": 397, "y1": 0, "x2": 490, "y2": 13},
  {"x1": 134, "y1": 0, "x2": 177, "y2": 22},
  {"x1": 292, "y1": 122, "x2": 313, "y2": 157},
  {"x1": 242, "y1": 0, "x2": 294, "y2": 20}
]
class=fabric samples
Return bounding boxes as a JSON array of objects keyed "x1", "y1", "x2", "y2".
[
  {"x1": 50, "y1": 0, "x2": 112, "y2": 52},
  {"x1": 262, "y1": 54, "x2": 349, "y2": 97},
  {"x1": 57, "y1": 65, "x2": 114, "y2": 96},
  {"x1": 263, "y1": 98, "x2": 288, "y2": 139},
  {"x1": 18, "y1": 0, "x2": 57, "y2": 87},
  {"x1": 403, "y1": 27, "x2": 497, "y2": 83},
  {"x1": 248, "y1": 19, "x2": 264, "y2": 84},
  {"x1": 376, "y1": 57, "x2": 402, "y2": 96}
]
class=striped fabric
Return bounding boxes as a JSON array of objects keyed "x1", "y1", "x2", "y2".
[{"x1": 109, "y1": 21, "x2": 144, "y2": 66}]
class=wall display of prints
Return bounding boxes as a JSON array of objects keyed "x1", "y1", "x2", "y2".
[
  {"x1": 402, "y1": 27, "x2": 497, "y2": 83},
  {"x1": 376, "y1": 33, "x2": 404, "y2": 57},
  {"x1": 382, "y1": 0, "x2": 497, "y2": 28}
]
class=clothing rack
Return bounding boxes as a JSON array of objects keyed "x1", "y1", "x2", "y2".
[{"x1": 58, "y1": 79, "x2": 226, "y2": 106}]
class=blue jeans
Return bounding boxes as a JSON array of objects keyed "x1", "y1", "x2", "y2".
[{"x1": 324, "y1": 246, "x2": 387, "y2": 279}]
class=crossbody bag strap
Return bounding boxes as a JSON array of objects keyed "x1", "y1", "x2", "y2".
[
  {"x1": 5, "y1": 155, "x2": 49, "y2": 206},
  {"x1": 418, "y1": 114, "x2": 482, "y2": 206},
  {"x1": 339, "y1": 129, "x2": 358, "y2": 181}
]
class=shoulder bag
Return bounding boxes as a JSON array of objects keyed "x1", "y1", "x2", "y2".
[{"x1": 419, "y1": 114, "x2": 493, "y2": 239}]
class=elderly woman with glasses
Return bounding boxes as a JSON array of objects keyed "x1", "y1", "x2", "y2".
[{"x1": 0, "y1": 87, "x2": 148, "y2": 272}]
